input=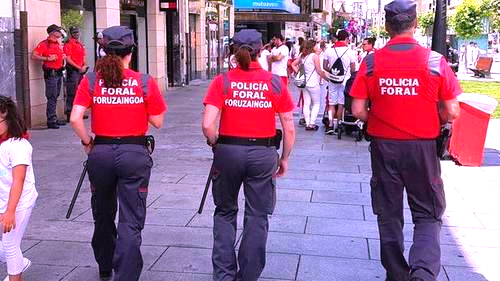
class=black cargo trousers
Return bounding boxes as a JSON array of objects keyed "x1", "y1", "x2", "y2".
[
  {"x1": 370, "y1": 138, "x2": 446, "y2": 281},
  {"x1": 211, "y1": 144, "x2": 278, "y2": 281},
  {"x1": 87, "y1": 142, "x2": 152, "y2": 281}
]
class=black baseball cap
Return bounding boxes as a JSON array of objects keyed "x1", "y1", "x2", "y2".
[
  {"x1": 102, "y1": 26, "x2": 135, "y2": 51},
  {"x1": 233, "y1": 29, "x2": 263, "y2": 56},
  {"x1": 69, "y1": 26, "x2": 79, "y2": 34},
  {"x1": 384, "y1": 0, "x2": 417, "y2": 23},
  {"x1": 47, "y1": 24, "x2": 62, "y2": 34}
]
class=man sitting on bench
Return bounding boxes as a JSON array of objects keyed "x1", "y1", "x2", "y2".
[{"x1": 469, "y1": 56, "x2": 493, "y2": 78}]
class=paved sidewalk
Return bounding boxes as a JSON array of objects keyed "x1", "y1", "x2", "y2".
[{"x1": 3, "y1": 81, "x2": 500, "y2": 281}]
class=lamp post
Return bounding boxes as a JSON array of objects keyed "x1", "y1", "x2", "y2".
[{"x1": 431, "y1": 0, "x2": 447, "y2": 56}]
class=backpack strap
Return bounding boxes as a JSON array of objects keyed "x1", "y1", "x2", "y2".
[
  {"x1": 140, "y1": 73, "x2": 150, "y2": 96},
  {"x1": 86, "y1": 72, "x2": 97, "y2": 95}
]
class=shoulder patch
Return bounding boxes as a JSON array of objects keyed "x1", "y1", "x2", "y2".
[
  {"x1": 141, "y1": 73, "x2": 150, "y2": 96},
  {"x1": 428, "y1": 51, "x2": 442, "y2": 76},
  {"x1": 86, "y1": 72, "x2": 97, "y2": 95},
  {"x1": 271, "y1": 74, "x2": 282, "y2": 95},
  {"x1": 365, "y1": 53, "x2": 374, "y2": 77}
]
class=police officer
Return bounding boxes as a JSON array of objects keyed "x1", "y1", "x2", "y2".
[
  {"x1": 350, "y1": 1, "x2": 461, "y2": 280},
  {"x1": 69, "y1": 26, "x2": 166, "y2": 281},
  {"x1": 202, "y1": 29, "x2": 296, "y2": 281},
  {"x1": 64, "y1": 26, "x2": 88, "y2": 122},
  {"x1": 32, "y1": 24, "x2": 66, "y2": 129}
]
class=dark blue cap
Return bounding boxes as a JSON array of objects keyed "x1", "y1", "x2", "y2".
[
  {"x1": 384, "y1": 0, "x2": 417, "y2": 23},
  {"x1": 102, "y1": 26, "x2": 135, "y2": 51},
  {"x1": 69, "y1": 26, "x2": 79, "y2": 34},
  {"x1": 47, "y1": 24, "x2": 62, "y2": 34},
  {"x1": 233, "y1": 29, "x2": 263, "y2": 55}
]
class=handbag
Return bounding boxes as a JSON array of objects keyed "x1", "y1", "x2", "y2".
[{"x1": 293, "y1": 54, "x2": 314, "y2": 89}]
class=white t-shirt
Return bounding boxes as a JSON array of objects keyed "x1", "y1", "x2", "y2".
[
  {"x1": 271, "y1": 44, "x2": 289, "y2": 77},
  {"x1": 258, "y1": 49, "x2": 271, "y2": 71},
  {"x1": 303, "y1": 53, "x2": 320, "y2": 87},
  {"x1": 0, "y1": 138, "x2": 38, "y2": 213},
  {"x1": 324, "y1": 45, "x2": 356, "y2": 84}
]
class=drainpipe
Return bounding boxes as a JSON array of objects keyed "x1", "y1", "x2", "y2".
[{"x1": 13, "y1": 0, "x2": 31, "y2": 126}]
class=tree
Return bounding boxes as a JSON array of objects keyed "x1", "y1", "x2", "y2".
[
  {"x1": 61, "y1": 9, "x2": 84, "y2": 34},
  {"x1": 449, "y1": 0, "x2": 489, "y2": 71},
  {"x1": 483, "y1": 0, "x2": 500, "y2": 30},
  {"x1": 418, "y1": 11, "x2": 434, "y2": 36}
]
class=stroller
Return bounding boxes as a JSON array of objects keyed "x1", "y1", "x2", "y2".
[{"x1": 335, "y1": 72, "x2": 366, "y2": 141}]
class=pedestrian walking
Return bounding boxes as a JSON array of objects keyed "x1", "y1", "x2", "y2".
[
  {"x1": 31, "y1": 24, "x2": 67, "y2": 129},
  {"x1": 268, "y1": 34, "x2": 290, "y2": 85},
  {"x1": 350, "y1": 1, "x2": 461, "y2": 280},
  {"x1": 64, "y1": 26, "x2": 88, "y2": 122},
  {"x1": 202, "y1": 29, "x2": 295, "y2": 281},
  {"x1": 0, "y1": 95, "x2": 38, "y2": 281},
  {"x1": 323, "y1": 29, "x2": 356, "y2": 135},
  {"x1": 69, "y1": 26, "x2": 167, "y2": 281},
  {"x1": 291, "y1": 39, "x2": 327, "y2": 130}
]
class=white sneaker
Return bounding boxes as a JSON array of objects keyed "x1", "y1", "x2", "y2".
[{"x1": 3, "y1": 257, "x2": 31, "y2": 281}]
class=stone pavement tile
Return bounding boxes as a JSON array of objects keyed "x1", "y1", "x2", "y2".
[
  {"x1": 179, "y1": 174, "x2": 220, "y2": 185},
  {"x1": 0, "y1": 264, "x2": 74, "y2": 281},
  {"x1": 443, "y1": 266, "x2": 490, "y2": 281},
  {"x1": 441, "y1": 211, "x2": 485, "y2": 228},
  {"x1": 277, "y1": 178, "x2": 362, "y2": 193},
  {"x1": 150, "y1": 247, "x2": 298, "y2": 280},
  {"x1": 305, "y1": 217, "x2": 379, "y2": 238},
  {"x1": 146, "y1": 208, "x2": 197, "y2": 226},
  {"x1": 189, "y1": 213, "x2": 307, "y2": 234},
  {"x1": 475, "y1": 213, "x2": 500, "y2": 229},
  {"x1": 25, "y1": 220, "x2": 93, "y2": 242},
  {"x1": 314, "y1": 171, "x2": 371, "y2": 182},
  {"x1": 277, "y1": 188, "x2": 312, "y2": 202},
  {"x1": 24, "y1": 241, "x2": 95, "y2": 267},
  {"x1": 159, "y1": 173, "x2": 189, "y2": 184},
  {"x1": 142, "y1": 225, "x2": 213, "y2": 248},
  {"x1": 140, "y1": 271, "x2": 212, "y2": 281},
  {"x1": 60, "y1": 266, "x2": 105, "y2": 281},
  {"x1": 441, "y1": 227, "x2": 500, "y2": 247},
  {"x1": 149, "y1": 194, "x2": 216, "y2": 210},
  {"x1": 288, "y1": 163, "x2": 360, "y2": 173},
  {"x1": 273, "y1": 201, "x2": 364, "y2": 220},
  {"x1": 150, "y1": 183, "x2": 209, "y2": 196},
  {"x1": 295, "y1": 255, "x2": 386, "y2": 281},
  {"x1": 311, "y1": 190, "x2": 372, "y2": 205},
  {"x1": 267, "y1": 232, "x2": 368, "y2": 259}
]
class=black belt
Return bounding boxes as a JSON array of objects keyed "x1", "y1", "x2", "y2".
[
  {"x1": 217, "y1": 135, "x2": 276, "y2": 147},
  {"x1": 94, "y1": 136, "x2": 147, "y2": 145}
]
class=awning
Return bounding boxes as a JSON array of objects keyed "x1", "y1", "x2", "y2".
[
  {"x1": 235, "y1": 0, "x2": 300, "y2": 14},
  {"x1": 235, "y1": 11, "x2": 311, "y2": 22}
]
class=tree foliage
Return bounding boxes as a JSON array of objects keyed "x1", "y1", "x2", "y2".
[
  {"x1": 61, "y1": 9, "x2": 84, "y2": 32},
  {"x1": 450, "y1": 0, "x2": 487, "y2": 39},
  {"x1": 418, "y1": 11, "x2": 434, "y2": 36},
  {"x1": 484, "y1": 0, "x2": 500, "y2": 30}
]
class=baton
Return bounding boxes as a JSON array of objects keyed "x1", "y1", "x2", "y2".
[
  {"x1": 66, "y1": 160, "x2": 88, "y2": 219},
  {"x1": 197, "y1": 161, "x2": 214, "y2": 214}
]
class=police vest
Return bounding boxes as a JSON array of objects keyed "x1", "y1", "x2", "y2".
[{"x1": 364, "y1": 42, "x2": 443, "y2": 139}]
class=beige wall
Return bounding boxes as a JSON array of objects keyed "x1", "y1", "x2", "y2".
[
  {"x1": 27, "y1": 0, "x2": 63, "y2": 127},
  {"x1": 26, "y1": 0, "x2": 168, "y2": 127}
]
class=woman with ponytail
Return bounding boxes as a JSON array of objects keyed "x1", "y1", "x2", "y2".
[
  {"x1": 70, "y1": 26, "x2": 166, "y2": 281},
  {"x1": 202, "y1": 29, "x2": 296, "y2": 281}
]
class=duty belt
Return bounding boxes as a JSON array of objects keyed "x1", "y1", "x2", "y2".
[
  {"x1": 94, "y1": 136, "x2": 147, "y2": 145},
  {"x1": 217, "y1": 135, "x2": 276, "y2": 147}
]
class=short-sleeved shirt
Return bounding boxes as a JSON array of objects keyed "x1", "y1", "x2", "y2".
[
  {"x1": 64, "y1": 38, "x2": 86, "y2": 68},
  {"x1": 0, "y1": 138, "x2": 38, "y2": 213},
  {"x1": 33, "y1": 38, "x2": 64, "y2": 69},
  {"x1": 271, "y1": 44, "x2": 290, "y2": 77},
  {"x1": 350, "y1": 36, "x2": 462, "y2": 140},
  {"x1": 324, "y1": 42, "x2": 356, "y2": 84},
  {"x1": 203, "y1": 61, "x2": 294, "y2": 138},
  {"x1": 73, "y1": 68, "x2": 167, "y2": 137}
]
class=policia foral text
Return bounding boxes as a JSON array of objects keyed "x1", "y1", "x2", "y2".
[
  {"x1": 70, "y1": 26, "x2": 167, "y2": 281},
  {"x1": 202, "y1": 29, "x2": 296, "y2": 281},
  {"x1": 351, "y1": 1, "x2": 461, "y2": 281}
]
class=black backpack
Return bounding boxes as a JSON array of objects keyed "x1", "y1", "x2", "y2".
[{"x1": 328, "y1": 47, "x2": 349, "y2": 84}]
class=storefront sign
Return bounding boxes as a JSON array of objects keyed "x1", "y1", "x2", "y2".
[
  {"x1": 121, "y1": 0, "x2": 145, "y2": 9},
  {"x1": 234, "y1": 0, "x2": 299, "y2": 14},
  {"x1": 159, "y1": 0, "x2": 177, "y2": 11}
]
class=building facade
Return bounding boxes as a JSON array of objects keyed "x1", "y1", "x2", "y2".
[{"x1": 10, "y1": 0, "x2": 231, "y2": 127}]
